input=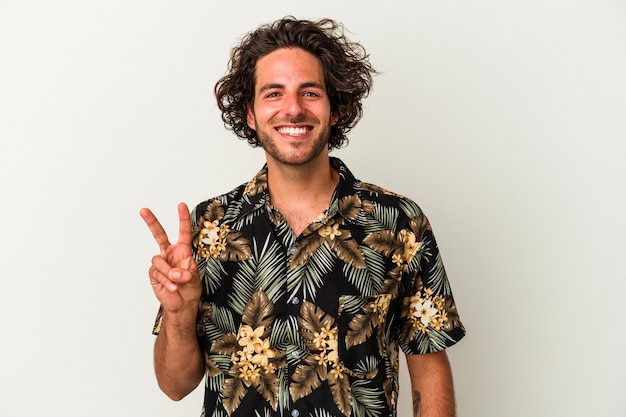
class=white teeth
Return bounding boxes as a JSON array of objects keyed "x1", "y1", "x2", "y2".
[{"x1": 278, "y1": 126, "x2": 308, "y2": 136}]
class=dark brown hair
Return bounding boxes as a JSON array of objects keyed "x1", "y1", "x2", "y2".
[{"x1": 214, "y1": 16, "x2": 376, "y2": 150}]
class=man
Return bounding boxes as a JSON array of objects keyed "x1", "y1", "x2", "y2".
[{"x1": 141, "y1": 17, "x2": 465, "y2": 417}]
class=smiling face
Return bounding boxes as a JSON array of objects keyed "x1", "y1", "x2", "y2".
[{"x1": 246, "y1": 47, "x2": 338, "y2": 167}]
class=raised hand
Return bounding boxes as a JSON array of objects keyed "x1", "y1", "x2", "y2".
[{"x1": 140, "y1": 203, "x2": 202, "y2": 314}]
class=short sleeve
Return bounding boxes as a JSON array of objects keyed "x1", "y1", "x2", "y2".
[{"x1": 396, "y1": 217, "x2": 466, "y2": 354}]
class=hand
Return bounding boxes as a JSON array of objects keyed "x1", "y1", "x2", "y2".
[{"x1": 140, "y1": 203, "x2": 201, "y2": 314}]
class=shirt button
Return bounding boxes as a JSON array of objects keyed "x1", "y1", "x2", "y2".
[
  {"x1": 288, "y1": 245, "x2": 297, "y2": 255},
  {"x1": 290, "y1": 296, "x2": 300, "y2": 305},
  {"x1": 291, "y1": 351, "x2": 300, "y2": 360},
  {"x1": 291, "y1": 410, "x2": 300, "y2": 417}
]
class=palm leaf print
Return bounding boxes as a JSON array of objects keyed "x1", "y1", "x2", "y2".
[
  {"x1": 253, "y1": 371, "x2": 280, "y2": 411},
  {"x1": 366, "y1": 204, "x2": 400, "y2": 233},
  {"x1": 290, "y1": 356, "x2": 328, "y2": 400},
  {"x1": 241, "y1": 290, "x2": 274, "y2": 335},
  {"x1": 228, "y1": 269, "x2": 255, "y2": 316},
  {"x1": 351, "y1": 379, "x2": 385, "y2": 417},
  {"x1": 289, "y1": 243, "x2": 334, "y2": 299},
  {"x1": 378, "y1": 269, "x2": 403, "y2": 296},
  {"x1": 398, "y1": 198, "x2": 422, "y2": 219},
  {"x1": 269, "y1": 316, "x2": 301, "y2": 349},
  {"x1": 426, "y1": 252, "x2": 452, "y2": 295},
  {"x1": 291, "y1": 231, "x2": 325, "y2": 266},
  {"x1": 346, "y1": 307, "x2": 377, "y2": 348},
  {"x1": 311, "y1": 409, "x2": 336, "y2": 417},
  {"x1": 198, "y1": 256, "x2": 224, "y2": 295},
  {"x1": 298, "y1": 301, "x2": 335, "y2": 337},
  {"x1": 338, "y1": 193, "x2": 362, "y2": 221},
  {"x1": 362, "y1": 230, "x2": 403, "y2": 258},
  {"x1": 251, "y1": 236, "x2": 287, "y2": 302},
  {"x1": 203, "y1": 354, "x2": 224, "y2": 377},
  {"x1": 210, "y1": 305, "x2": 237, "y2": 335},
  {"x1": 353, "y1": 356, "x2": 380, "y2": 379},
  {"x1": 220, "y1": 230, "x2": 252, "y2": 262},
  {"x1": 442, "y1": 298, "x2": 462, "y2": 331},
  {"x1": 222, "y1": 375, "x2": 247, "y2": 415},
  {"x1": 331, "y1": 231, "x2": 367, "y2": 268},
  {"x1": 211, "y1": 333, "x2": 239, "y2": 356},
  {"x1": 328, "y1": 370, "x2": 352, "y2": 416},
  {"x1": 208, "y1": 354, "x2": 231, "y2": 374},
  {"x1": 342, "y1": 247, "x2": 386, "y2": 296},
  {"x1": 205, "y1": 370, "x2": 226, "y2": 396},
  {"x1": 408, "y1": 214, "x2": 431, "y2": 240}
]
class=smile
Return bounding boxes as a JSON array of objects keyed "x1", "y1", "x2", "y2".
[{"x1": 276, "y1": 126, "x2": 310, "y2": 136}]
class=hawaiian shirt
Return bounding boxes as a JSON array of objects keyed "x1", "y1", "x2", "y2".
[{"x1": 153, "y1": 157, "x2": 465, "y2": 417}]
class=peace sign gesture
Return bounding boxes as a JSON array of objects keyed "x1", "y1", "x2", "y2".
[{"x1": 140, "y1": 203, "x2": 201, "y2": 314}]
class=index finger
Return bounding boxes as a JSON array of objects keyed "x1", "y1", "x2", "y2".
[
  {"x1": 139, "y1": 207, "x2": 171, "y2": 255},
  {"x1": 176, "y1": 202, "x2": 193, "y2": 246}
]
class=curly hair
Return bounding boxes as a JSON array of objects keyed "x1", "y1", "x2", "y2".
[{"x1": 214, "y1": 16, "x2": 376, "y2": 150}]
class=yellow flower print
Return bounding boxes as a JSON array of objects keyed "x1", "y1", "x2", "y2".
[
  {"x1": 243, "y1": 177, "x2": 257, "y2": 195},
  {"x1": 399, "y1": 229, "x2": 422, "y2": 265},
  {"x1": 318, "y1": 219, "x2": 342, "y2": 241},
  {"x1": 238, "y1": 325, "x2": 265, "y2": 352},
  {"x1": 238, "y1": 361, "x2": 261, "y2": 383},
  {"x1": 325, "y1": 339, "x2": 339, "y2": 363},
  {"x1": 413, "y1": 299, "x2": 437, "y2": 326},
  {"x1": 231, "y1": 324, "x2": 278, "y2": 384},
  {"x1": 369, "y1": 294, "x2": 391, "y2": 316},
  {"x1": 329, "y1": 362, "x2": 347, "y2": 380},
  {"x1": 198, "y1": 220, "x2": 231, "y2": 259},
  {"x1": 250, "y1": 338, "x2": 276, "y2": 367},
  {"x1": 310, "y1": 323, "x2": 340, "y2": 366},
  {"x1": 408, "y1": 290, "x2": 449, "y2": 333}
]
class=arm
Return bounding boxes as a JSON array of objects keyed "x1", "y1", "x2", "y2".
[
  {"x1": 153, "y1": 295, "x2": 204, "y2": 400},
  {"x1": 141, "y1": 203, "x2": 205, "y2": 400},
  {"x1": 405, "y1": 350, "x2": 456, "y2": 417}
]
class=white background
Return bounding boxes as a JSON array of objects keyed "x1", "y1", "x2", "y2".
[{"x1": 1, "y1": 1, "x2": 625, "y2": 416}]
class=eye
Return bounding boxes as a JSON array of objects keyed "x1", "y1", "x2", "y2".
[
  {"x1": 303, "y1": 91, "x2": 320, "y2": 97},
  {"x1": 265, "y1": 92, "x2": 280, "y2": 98}
]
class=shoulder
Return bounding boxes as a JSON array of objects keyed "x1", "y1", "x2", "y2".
[
  {"x1": 190, "y1": 182, "x2": 250, "y2": 225},
  {"x1": 356, "y1": 181, "x2": 424, "y2": 219}
]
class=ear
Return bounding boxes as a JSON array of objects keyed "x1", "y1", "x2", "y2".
[
  {"x1": 246, "y1": 105, "x2": 256, "y2": 130},
  {"x1": 330, "y1": 112, "x2": 339, "y2": 126}
]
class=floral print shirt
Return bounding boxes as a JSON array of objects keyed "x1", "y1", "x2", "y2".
[{"x1": 153, "y1": 158, "x2": 465, "y2": 417}]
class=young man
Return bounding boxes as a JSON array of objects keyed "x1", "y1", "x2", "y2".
[{"x1": 141, "y1": 17, "x2": 465, "y2": 417}]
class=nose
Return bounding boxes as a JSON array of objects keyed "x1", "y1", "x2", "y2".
[{"x1": 283, "y1": 93, "x2": 304, "y2": 118}]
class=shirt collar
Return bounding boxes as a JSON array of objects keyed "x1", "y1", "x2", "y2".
[{"x1": 234, "y1": 157, "x2": 358, "y2": 220}]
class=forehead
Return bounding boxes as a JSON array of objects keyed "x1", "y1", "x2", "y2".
[{"x1": 254, "y1": 47, "x2": 326, "y2": 89}]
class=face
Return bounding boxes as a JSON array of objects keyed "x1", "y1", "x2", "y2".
[{"x1": 247, "y1": 47, "x2": 338, "y2": 167}]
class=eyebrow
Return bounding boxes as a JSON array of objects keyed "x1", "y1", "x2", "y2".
[{"x1": 258, "y1": 81, "x2": 326, "y2": 93}]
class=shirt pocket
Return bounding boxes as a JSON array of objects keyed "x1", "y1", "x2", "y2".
[{"x1": 338, "y1": 294, "x2": 393, "y2": 377}]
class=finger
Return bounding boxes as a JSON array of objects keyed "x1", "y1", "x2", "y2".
[
  {"x1": 180, "y1": 255, "x2": 197, "y2": 272},
  {"x1": 150, "y1": 258, "x2": 177, "y2": 292},
  {"x1": 167, "y1": 267, "x2": 196, "y2": 285},
  {"x1": 176, "y1": 202, "x2": 193, "y2": 246},
  {"x1": 140, "y1": 207, "x2": 171, "y2": 255},
  {"x1": 151, "y1": 255, "x2": 172, "y2": 276}
]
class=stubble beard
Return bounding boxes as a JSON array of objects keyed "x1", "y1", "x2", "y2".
[{"x1": 255, "y1": 118, "x2": 332, "y2": 167}]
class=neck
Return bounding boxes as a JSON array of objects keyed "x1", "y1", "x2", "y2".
[
  {"x1": 265, "y1": 156, "x2": 338, "y2": 235},
  {"x1": 266, "y1": 156, "x2": 337, "y2": 205}
]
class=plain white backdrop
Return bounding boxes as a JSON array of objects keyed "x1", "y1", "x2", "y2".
[{"x1": 1, "y1": 1, "x2": 625, "y2": 416}]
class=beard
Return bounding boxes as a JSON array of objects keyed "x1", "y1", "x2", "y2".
[{"x1": 254, "y1": 116, "x2": 333, "y2": 166}]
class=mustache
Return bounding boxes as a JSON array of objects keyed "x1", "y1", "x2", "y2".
[{"x1": 274, "y1": 115, "x2": 317, "y2": 125}]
